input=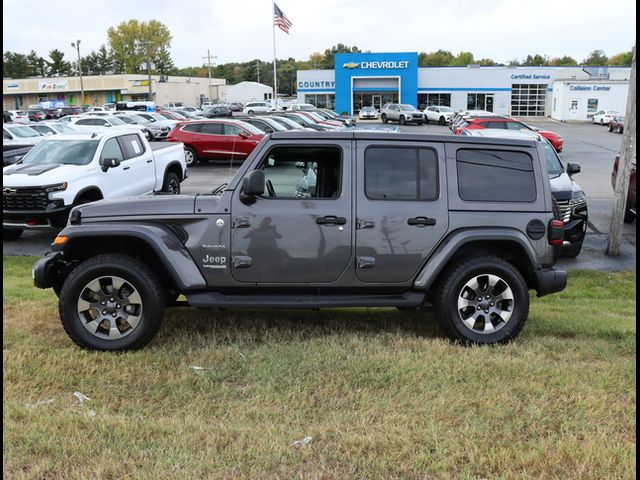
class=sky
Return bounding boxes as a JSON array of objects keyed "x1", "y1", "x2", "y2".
[{"x1": 2, "y1": 0, "x2": 636, "y2": 68}]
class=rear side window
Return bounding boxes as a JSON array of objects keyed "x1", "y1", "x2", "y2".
[
  {"x1": 457, "y1": 149, "x2": 536, "y2": 202},
  {"x1": 117, "y1": 134, "x2": 145, "y2": 159},
  {"x1": 481, "y1": 121, "x2": 507, "y2": 129},
  {"x1": 182, "y1": 123, "x2": 203, "y2": 133},
  {"x1": 200, "y1": 123, "x2": 224, "y2": 135},
  {"x1": 365, "y1": 147, "x2": 438, "y2": 201}
]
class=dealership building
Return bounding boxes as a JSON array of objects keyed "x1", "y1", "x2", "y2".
[{"x1": 296, "y1": 52, "x2": 631, "y2": 120}]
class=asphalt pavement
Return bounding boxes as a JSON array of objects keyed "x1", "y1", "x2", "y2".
[{"x1": 3, "y1": 119, "x2": 636, "y2": 272}]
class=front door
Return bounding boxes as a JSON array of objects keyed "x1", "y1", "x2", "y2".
[
  {"x1": 355, "y1": 141, "x2": 448, "y2": 283},
  {"x1": 230, "y1": 142, "x2": 352, "y2": 284},
  {"x1": 372, "y1": 95, "x2": 383, "y2": 110},
  {"x1": 486, "y1": 95, "x2": 494, "y2": 112}
]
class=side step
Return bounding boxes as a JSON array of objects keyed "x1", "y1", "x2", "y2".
[{"x1": 185, "y1": 291, "x2": 426, "y2": 309}]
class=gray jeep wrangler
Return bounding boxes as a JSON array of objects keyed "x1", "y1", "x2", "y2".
[{"x1": 34, "y1": 131, "x2": 567, "y2": 350}]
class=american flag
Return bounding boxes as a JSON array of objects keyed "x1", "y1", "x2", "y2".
[{"x1": 273, "y1": 3, "x2": 292, "y2": 34}]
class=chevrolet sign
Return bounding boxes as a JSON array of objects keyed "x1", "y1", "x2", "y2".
[
  {"x1": 343, "y1": 62, "x2": 359, "y2": 69},
  {"x1": 342, "y1": 60, "x2": 410, "y2": 70}
]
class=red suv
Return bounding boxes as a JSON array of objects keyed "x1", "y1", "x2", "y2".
[
  {"x1": 167, "y1": 119, "x2": 265, "y2": 166},
  {"x1": 456, "y1": 117, "x2": 563, "y2": 152}
]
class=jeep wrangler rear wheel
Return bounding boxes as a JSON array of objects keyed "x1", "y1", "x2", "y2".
[
  {"x1": 58, "y1": 254, "x2": 165, "y2": 351},
  {"x1": 434, "y1": 256, "x2": 529, "y2": 344}
]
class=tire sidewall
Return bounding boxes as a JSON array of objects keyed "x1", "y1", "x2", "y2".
[
  {"x1": 163, "y1": 171, "x2": 181, "y2": 194},
  {"x1": 438, "y1": 259, "x2": 529, "y2": 344},
  {"x1": 184, "y1": 147, "x2": 197, "y2": 166},
  {"x1": 59, "y1": 256, "x2": 164, "y2": 350}
]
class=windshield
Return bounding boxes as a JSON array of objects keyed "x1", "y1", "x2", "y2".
[
  {"x1": 235, "y1": 122, "x2": 264, "y2": 135},
  {"x1": 6, "y1": 125, "x2": 41, "y2": 138},
  {"x1": 399, "y1": 104, "x2": 417, "y2": 111},
  {"x1": 299, "y1": 104, "x2": 316, "y2": 111},
  {"x1": 51, "y1": 123, "x2": 76, "y2": 133},
  {"x1": 107, "y1": 117, "x2": 127, "y2": 126},
  {"x1": 118, "y1": 116, "x2": 136, "y2": 124},
  {"x1": 261, "y1": 118, "x2": 288, "y2": 131},
  {"x1": 21, "y1": 139, "x2": 100, "y2": 166},
  {"x1": 438, "y1": 106, "x2": 454, "y2": 112},
  {"x1": 541, "y1": 141, "x2": 564, "y2": 177},
  {"x1": 149, "y1": 113, "x2": 168, "y2": 122},
  {"x1": 270, "y1": 116, "x2": 304, "y2": 129}
]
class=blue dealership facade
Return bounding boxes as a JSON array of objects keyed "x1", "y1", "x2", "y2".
[{"x1": 296, "y1": 52, "x2": 631, "y2": 119}]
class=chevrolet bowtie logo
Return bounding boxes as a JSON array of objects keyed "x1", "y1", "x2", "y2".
[{"x1": 342, "y1": 62, "x2": 359, "y2": 69}]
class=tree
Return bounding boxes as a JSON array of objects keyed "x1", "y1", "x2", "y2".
[
  {"x1": 96, "y1": 45, "x2": 113, "y2": 74},
  {"x1": 420, "y1": 50, "x2": 454, "y2": 67},
  {"x1": 80, "y1": 51, "x2": 101, "y2": 75},
  {"x1": 549, "y1": 55, "x2": 578, "y2": 66},
  {"x1": 107, "y1": 19, "x2": 173, "y2": 74},
  {"x1": 478, "y1": 58, "x2": 497, "y2": 66},
  {"x1": 522, "y1": 54, "x2": 548, "y2": 66},
  {"x1": 154, "y1": 45, "x2": 175, "y2": 75},
  {"x1": 583, "y1": 50, "x2": 608, "y2": 65},
  {"x1": 609, "y1": 50, "x2": 633, "y2": 66},
  {"x1": 47, "y1": 49, "x2": 71, "y2": 76},
  {"x1": 507, "y1": 58, "x2": 521, "y2": 66},
  {"x1": 3, "y1": 52, "x2": 32, "y2": 78},
  {"x1": 450, "y1": 51, "x2": 475, "y2": 66},
  {"x1": 321, "y1": 44, "x2": 361, "y2": 69},
  {"x1": 26, "y1": 50, "x2": 47, "y2": 76}
]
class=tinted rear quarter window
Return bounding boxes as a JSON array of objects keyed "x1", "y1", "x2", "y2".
[
  {"x1": 365, "y1": 147, "x2": 438, "y2": 201},
  {"x1": 456, "y1": 148, "x2": 536, "y2": 202},
  {"x1": 117, "y1": 134, "x2": 145, "y2": 159},
  {"x1": 182, "y1": 123, "x2": 203, "y2": 133},
  {"x1": 200, "y1": 123, "x2": 224, "y2": 135}
]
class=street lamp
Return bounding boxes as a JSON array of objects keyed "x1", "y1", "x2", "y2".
[
  {"x1": 70, "y1": 40, "x2": 84, "y2": 107},
  {"x1": 136, "y1": 41, "x2": 153, "y2": 101}
]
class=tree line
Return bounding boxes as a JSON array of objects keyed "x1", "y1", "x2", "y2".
[{"x1": 2, "y1": 18, "x2": 634, "y2": 96}]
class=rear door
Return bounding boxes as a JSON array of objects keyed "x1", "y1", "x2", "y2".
[
  {"x1": 198, "y1": 122, "x2": 225, "y2": 159},
  {"x1": 355, "y1": 140, "x2": 449, "y2": 283}
]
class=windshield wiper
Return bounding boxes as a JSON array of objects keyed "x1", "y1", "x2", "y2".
[{"x1": 211, "y1": 183, "x2": 228, "y2": 195}]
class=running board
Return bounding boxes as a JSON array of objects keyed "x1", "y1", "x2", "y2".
[{"x1": 185, "y1": 291, "x2": 426, "y2": 309}]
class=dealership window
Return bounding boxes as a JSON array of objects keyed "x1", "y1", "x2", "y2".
[
  {"x1": 365, "y1": 147, "x2": 438, "y2": 201},
  {"x1": 467, "y1": 93, "x2": 494, "y2": 112},
  {"x1": 510, "y1": 84, "x2": 547, "y2": 117},
  {"x1": 587, "y1": 99, "x2": 598, "y2": 118},
  {"x1": 417, "y1": 93, "x2": 451, "y2": 110},
  {"x1": 457, "y1": 149, "x2": 536, "y2": 202},
  {"x1": 303, "y1": 94, "x2": 335, "y2": 110}
]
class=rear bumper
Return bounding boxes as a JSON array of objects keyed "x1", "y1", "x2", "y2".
[{"x1": 534, "y1": 268, "x2": 567, "y2": 297}]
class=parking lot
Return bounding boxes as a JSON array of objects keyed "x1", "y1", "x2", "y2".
[{"x1": 3, "y1": 118, "x2": 636, "y2": 270}]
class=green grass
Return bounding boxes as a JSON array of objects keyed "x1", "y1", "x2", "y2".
[{"x1": 3, "y1": 256, "x2": 636, "y2": 479}]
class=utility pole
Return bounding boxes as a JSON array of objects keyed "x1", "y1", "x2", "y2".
[
  {"x1": 607, "y1": 46, "x2": 636, "y2": 256},
  {"x1": 70, "y1": 40, "x2": 84, "y2": 107},
  {"x1": 256, "y1": 60, "x2": 260, "y2": 83},
  {"x1": 137, "y1": 41, "x2": 153, "y2": 101},
  {"x1": 201, "y1": 50, "x2": 216, "y2": 102}
]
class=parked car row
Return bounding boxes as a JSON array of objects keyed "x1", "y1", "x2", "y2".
[{"x1": 450, "y1": 110, "x2": 564, "y2": 152}]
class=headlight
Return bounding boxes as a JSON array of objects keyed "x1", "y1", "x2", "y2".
[
  {"x1": 570, "y1": 191, "x2": 586, "y2": 205},
  {"x1": 45, "y1": 182, "x2": 67, "y2": 193}
]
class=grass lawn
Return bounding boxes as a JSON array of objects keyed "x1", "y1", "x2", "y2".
[{"x1": 3, "y1": 256, "x2": 636, "y2": 479}]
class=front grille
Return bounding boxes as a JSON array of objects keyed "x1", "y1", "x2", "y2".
[
  {"x1": 3, "y1": 187, "x2": 49, "y2": 211},
  {"x1": 412, "y1": 114, "x2": 423, "y2": 119},
  {"x1": 556, "y1": 198, "x2": 587, "y2": 224}
]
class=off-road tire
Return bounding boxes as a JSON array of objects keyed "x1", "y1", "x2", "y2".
[
  {"x1": 162, "y1": 171, "x2": 181, "y2": 194},
  {"x1": 433, "y1": 256, "x2": 529, "y2": 345},
  {"x1": 59, "y1": 254, "x2": 165, "y2": 351}
]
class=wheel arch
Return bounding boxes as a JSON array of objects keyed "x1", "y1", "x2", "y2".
[
  {"x1": 164, "y1": 160, "x2": 186, "y2": 181},
  {"x1": 53, "y1": 224, "x2": 207, "y2": 294},
  {"x1": 414, "y1": 229, "x2": 543, "y2": 295},
  {"x1": 73, "y1": 186, "x2": 104, "y2": 205}
]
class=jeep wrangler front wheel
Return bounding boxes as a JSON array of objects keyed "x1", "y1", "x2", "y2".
[
  {"x1": 58, "y1": 254, "x2": 165, "y2": 351},
  {"x1": 433, "y1": 256, "x2": 529, "y2": 344}
]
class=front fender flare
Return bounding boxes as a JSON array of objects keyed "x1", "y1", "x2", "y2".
[{"x1": 54, "y1": 223, "x2": 207, "y2": 291}]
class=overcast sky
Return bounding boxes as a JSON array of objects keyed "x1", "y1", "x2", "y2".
[{"x1": 3, "y1": 0, "x2": 636, "y2": 68}]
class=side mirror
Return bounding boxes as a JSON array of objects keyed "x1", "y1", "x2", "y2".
[
  {"x1": 240, "y1": 169, "x2": 265, "y2": 204},
  {"x1": 566, "y1": 163, "x2": 581, "y2": 175},
  {"x1": 99, "y1": 157, "x2": 121, "y2": 172}
]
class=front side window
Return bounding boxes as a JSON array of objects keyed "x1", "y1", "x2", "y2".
[
  {"x1": 457, "y1": 149, "x2": 536, "y2": 202},
  {"x1": 101, "y1": 138, "x2": 125, "y2": 162},
  {"x1": 365, "y1": 147, "x2": 438, "y2": 201},
  {"x1": 258, "y1": 146, "x2": 341, "y2": 199}
]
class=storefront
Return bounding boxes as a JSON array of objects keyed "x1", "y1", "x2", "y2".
[
  {"x1": 550, "y1": 80, "x2": 630, "y2": 122},
  {"x1": 296, "y1": 52, "x2": 631, "y2": 117}
]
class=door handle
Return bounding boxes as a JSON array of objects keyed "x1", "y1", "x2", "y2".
[
  {"x1": 123, "y1": 166, "x2": 130, "y2": 171},
  {"x1": 146, "y1": 159, "x2": 152, "y2": 163},
  {"x1": 316, "y1": 215, "x2": 347, "y2": 225},
  {"x1": 407, "y1": 216, "x2": 436, "y2": 226},
  {"x1": 356, "y1": 218, "x2": 375, "y2": 229}
]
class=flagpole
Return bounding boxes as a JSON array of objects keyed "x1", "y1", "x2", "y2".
[{"x1": 272, "y1": 0, "x2": 278, "y2": 108}]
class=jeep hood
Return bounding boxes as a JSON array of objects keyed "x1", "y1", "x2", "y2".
[{"x1": 76, "y1": 194, "x2": 198, "y2": 219}]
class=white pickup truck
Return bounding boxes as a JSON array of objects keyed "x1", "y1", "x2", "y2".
[{"x1": 3, "y1": 130, "x2": 187, "y2": 239}]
